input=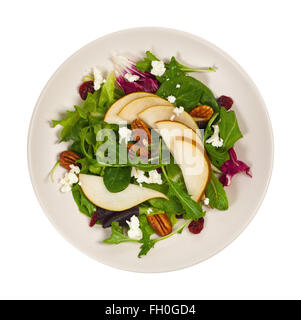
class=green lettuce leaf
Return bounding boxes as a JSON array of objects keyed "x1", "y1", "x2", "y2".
[{"x1": 205, "y1": 172, "x2": 229, "y2": 210}]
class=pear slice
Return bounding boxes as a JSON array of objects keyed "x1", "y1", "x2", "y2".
[
  {"x1": 138, "y1": 105, "x2": 200, "y2": 134},
  {"x1": 156, "y1": 121, "x2": 210, "y2": 202},
  {"x1": 118, "y1": 95, "x2": 173, "y2": 123},
  {"x1": 104, "y1": 92, "x2": 154, "y2": 124},
  {"x1": 78, "y1": 174, "x2": 168, "y2": 211}
]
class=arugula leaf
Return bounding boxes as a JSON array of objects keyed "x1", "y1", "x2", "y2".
[
  {"x1": 52, "y1": 110, "x2": 80, "y2": 142},
  {"x1": 103, "y1": 222, "x2": 139, "y2": 244},
  {"x1": 205, "y1": 172, "x2": 229, "y2": 210},
  {"x1": 162, "y1": 166, "x2": 205, "y2": 221},
  {"x1": 138, "y1": 215, "x2": 190, "y2": 257},
  {"x1": 103, "y1": 166, "x2": 132, "y2": 193},
  {"x1": 71, "y1": 184, "x2": 96, "y2": 217},
  {"x1": 219, "y1": 107, "x2": 243, "y2": 150},
  {"x1": 98, "y1": 72, "x2": 117, "y2": 112},
  {"x1": 148, "y1": 197, "x2": 184, "y2": 214},
  {"x1": 136, "y1": 51, "x2": 160, "y2": 72}
]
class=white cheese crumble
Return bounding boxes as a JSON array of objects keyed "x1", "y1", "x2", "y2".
[
  {"x1": 93, "y1": 67, "x2": 104, "y2": 91},
  {"x1": 167, "y1": 95, "x2": 176, "y2": 104},
  {"x1": 131, "y1": 168, "x2": 163, "y2": 185},
  {"x1": 124, "y1": 73, "x2": 140, "y2": 82},
  {"x1": 127, "y1": 216, "x2": 143, "y2": 240},
  {"x1": 206, "y1": 125, "x2": 223, "y2": 148},
  {"x1": 151, "y1": 60, "x2": 166, "y2": 76},
  {"x1": 176, "y1": 84, "x2": 181, "y2": 88},
  {"x1": 173, "y1": 106, "x2": 184, "y2": 116},
  {"x1": 203, "y1": 198, "x2": 210, "y2": 206},
  {"x1": 118, "y1": 126, "x2": 132, "y2": 144},
  {"x1": 170, "y1": 115, "x2": 176, "y2": 121},
  {"x1": 146, "y1": 208, "x2": 153, "y2": 214},
  {"x1": 60, "y1": 165, "x2": 81, "y2": 193},
  {"x1": 142, "y1": 139, "x2": 148, "y2": 147}
]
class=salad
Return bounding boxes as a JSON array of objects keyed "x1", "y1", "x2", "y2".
[{"x1": 51, "y1": 51, "x2": 251, "y2": 257}]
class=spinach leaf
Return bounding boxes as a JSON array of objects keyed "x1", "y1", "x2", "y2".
[
  {"x1": 206, "y1": 172, "x2": 229, "y2": 210},
  {"x1": 157, "y1": 76, "x2": 203, "y2": 112},
  {"x1": 103, "y1": 222, "x2": 139, "y2": 244},
  {"x1": 198, "y1": 81, "x2": 219, "y2": 113},
  {"x1": 156, "y1": 56, "x2": 185, "y2": 83},
  {"x1": 205, "y1": 144, "x2": 230, "y2": 168},
  {"x1": 204, "y1": 108, "x2": 242, "y2": 167},
  {"x1": 71, "y1": 184, "x2": 96, "y2": 217},
  {"x1": 219, "y1": 107, "x2": 243, "y2": 150},
  {"x1": 103, "y1": 166, "x2": 132, "y2": 193}
]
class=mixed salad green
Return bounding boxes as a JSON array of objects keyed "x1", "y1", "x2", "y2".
[{"x1": 51, "y1": 51, "x2": 251, "y2": 257}]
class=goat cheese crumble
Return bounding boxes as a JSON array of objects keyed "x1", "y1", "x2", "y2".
[
  {"x1": 206, "y1": 125, "x2": 223, "y2": 148},
  {"x1": 167, "y1": 95, "x2": 176, "y2": 104},
  {"x1": 150, "y1": 60, "x2": 166, "y2": 77},
  {"x1": 124, "y1": 73, "x2": 140, "y2": 82},
  {"x1": 176, "y1": 84, "x2": 181, "y2": 88},
  {"x1": 131, "y1": 168, "x2": 163, "y2": 185},
  {"x1": 60, "y1": 165, "x2": 81, "y2": 193},
  {"x1": 203, "y1": 198, "x2": 210, "y2": 206},
  {"x1": 118, "y1": 126, "x2": 132, "y2": 144},
  {"x1": 127, "y1": 216, "x2": 143, "y2": 240},
  {"x1": 173, "y1": 106, "x2": 184, "y2": 116},
  {"x1": 170, "y1": 115, "x2": 176, "y2": 121},
  {"x1": 93, "y1": 67, "x2": 104, "y2": 91}
]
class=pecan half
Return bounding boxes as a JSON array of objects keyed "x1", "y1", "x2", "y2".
[
  {"x1": 127, "y1": 144, "x2": 149, "y2": 159},
  {"x1": 131, "y1": 119, "x2": 152, "y2": 144},
  {"x1": 59, "y1": 151, "x2": 81, "y2": 170},
  {"x1": 147, "y1": 214, "x2": 172, "y2": 237},
  {"x1": 189, "y1": 105, "x2": 214, "y2": 121}
]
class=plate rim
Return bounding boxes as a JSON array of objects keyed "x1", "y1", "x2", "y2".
[{"x1": 27, "y1": 27, "x2": 274, "y2": 273}]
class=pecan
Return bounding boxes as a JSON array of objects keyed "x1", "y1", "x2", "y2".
[
  {"x1": 131, "y1": 119, "x2": 152, "y2": 144},
  {"x1": 189, "y1": 105, "x2": 214, "y2": 121},
  {"x1": 147, "y1": 214, "x2": 172, "y2": 237},
  {"x1": 127, "y1": 144, "x2": 149, "y2": 159},
  {"x1": 59, "y1": 151, "x2": 81, "y2": 170}
]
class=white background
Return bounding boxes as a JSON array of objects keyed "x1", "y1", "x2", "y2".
[{"x1": 0, "y1": 0, "x2": 300, "y2": 300}]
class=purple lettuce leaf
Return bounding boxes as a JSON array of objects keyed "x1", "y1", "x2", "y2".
[
  {"x1": 219, "y1": 148, "x2": 252, "y2": 187},
  {"x1": 113, "y1": 55, "x2": 160, "y2": 94}
]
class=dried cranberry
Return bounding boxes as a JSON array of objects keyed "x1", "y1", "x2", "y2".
[
  {"x1": 79, "y1": 81, "x2": 95, "y2": 100},
  {"x1": 156, "y1": 168, "x2": 162, "y2": 174},
  {"x1": 89, "y1": 210, "x2": 99, "y2": 227},
  {"x1": 188, "y1": 218, "x2": 204, "y2": 234},
  {"x1": 217, "y1": 95, "x2": 234, "y2": 110}
]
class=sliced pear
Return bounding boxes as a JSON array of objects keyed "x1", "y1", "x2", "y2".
[
  {"x1": 104, "y1": 92, "x2": 154, "y2": 124},
  {"x1": 138, "y1": 105, "x2": 200, "y2": 135},
  {"x1": 78, "y1": 174, "x2": 168, "y2": 211},
  {"x1": 118, "y1": 96, "x2": 173, "y2": 123},
  {"x1": 156, "y1": 121, "x2": 210, "y2": 202}
]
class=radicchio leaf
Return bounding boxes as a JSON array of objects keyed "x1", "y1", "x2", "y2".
[
  {"x1": 113, "y1": 55, "x2": 160, "y2": 94},
  {"x1": 219, "y1": 148, "x2": 252, "y2": 187}
]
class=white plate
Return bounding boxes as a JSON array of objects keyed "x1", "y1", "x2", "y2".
[{"x1": 27, "y1": 27, "x2": 273, "y2": 273}]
